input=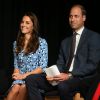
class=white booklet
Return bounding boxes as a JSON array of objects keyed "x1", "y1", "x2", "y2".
[{"x1": 44, "y1": 65, "x2": 60, "y2": 86}]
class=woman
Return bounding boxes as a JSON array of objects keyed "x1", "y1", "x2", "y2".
[{"x1": 6, "y1": 12, "x2": 48, "y2": 100}]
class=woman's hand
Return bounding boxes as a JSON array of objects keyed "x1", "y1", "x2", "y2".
[{"x1": 12, "y1": 73, "x2": 27, "y2": 80}]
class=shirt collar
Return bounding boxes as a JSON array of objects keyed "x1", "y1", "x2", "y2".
[{"x1": 74, "y1": 26, "x2": 84, "y2": 35}]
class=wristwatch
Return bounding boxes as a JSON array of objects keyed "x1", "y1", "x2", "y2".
[{"x1": 68, "y1": 73, "x2": 73, "y2": 79}]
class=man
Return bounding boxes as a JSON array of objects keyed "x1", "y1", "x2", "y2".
[{"x1": 25, "y1": 4, "x2": 100, "y2": 100}]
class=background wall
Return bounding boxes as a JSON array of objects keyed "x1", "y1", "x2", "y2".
[{"x1": 0, "y1": 0, "x2": 100, "y2": 95}]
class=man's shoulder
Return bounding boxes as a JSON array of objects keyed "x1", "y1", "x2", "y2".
[
  {"x1": 84, "y1": 28, "x2": 100, "y2": 41},
  {"x1": 61, "y1": 36, "x2": 72, "y2": 44},
  {"x1": 84, "y1": 28, "x2": 100, "y2": 35}
]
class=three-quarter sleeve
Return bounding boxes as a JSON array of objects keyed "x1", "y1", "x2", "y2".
[{"x1": 38, "y1": 38, "x2": 48, "y2": 70}]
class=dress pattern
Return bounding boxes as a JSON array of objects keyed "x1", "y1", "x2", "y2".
[{"x1": 12, "y1": 37, "x2": 48, "y2": 85}]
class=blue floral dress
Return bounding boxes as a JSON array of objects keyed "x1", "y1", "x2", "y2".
[{"x1": 12, "y1": 37, "x2": 48, "y2": 85}]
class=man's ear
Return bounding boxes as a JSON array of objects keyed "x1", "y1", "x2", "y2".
[{"x1": 83, "y1": 15, "x2": 86, "y2": 21}]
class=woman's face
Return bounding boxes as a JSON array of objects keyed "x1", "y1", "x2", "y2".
[{"x1": 20, "y1": 15, "x2": 33, "y2": 35}]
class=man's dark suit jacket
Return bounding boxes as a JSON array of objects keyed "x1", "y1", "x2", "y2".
[{"x1": 57, "y1": 27, "x2": 100, "y2": 78}]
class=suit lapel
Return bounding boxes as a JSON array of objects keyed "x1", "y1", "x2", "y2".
[{"x1": 76, "y1": 28, "x2": 89, "y2": 53}]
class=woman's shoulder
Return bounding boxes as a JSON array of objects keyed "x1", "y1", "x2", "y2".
[
  {"x1": 13, "y1": 41, "x2": 17, "y2": 49},
  {"x1": 13, "y1": 40, "x2": 16, "y2": 43},
  {"x1": 39, "y1": 37, "x2": 47, "y2": 44}
]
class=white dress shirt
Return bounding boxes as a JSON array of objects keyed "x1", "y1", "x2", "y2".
[{"x1": 69, "y1": 26, "x2": 84, "y2": 72}]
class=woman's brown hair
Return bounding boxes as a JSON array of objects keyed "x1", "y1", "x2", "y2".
[{"x1": 16, "y1": 12, "x2": 39, "y2": 55}]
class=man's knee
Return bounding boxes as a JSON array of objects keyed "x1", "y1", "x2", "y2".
[{"x1": 25, "y1": 74, "x2": 40, "y2": 84}]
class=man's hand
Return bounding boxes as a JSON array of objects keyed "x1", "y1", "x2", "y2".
[
  {"x1": 53, "y1": 73, "x2": 69, "y2": 81},
  {"x1": 46, "y1": 72, "x2": 72, "y2": 82}
]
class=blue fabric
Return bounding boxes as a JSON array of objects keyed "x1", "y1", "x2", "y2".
[{"x1": 12, "y1": 37, "x2": 48, "y2": 85}]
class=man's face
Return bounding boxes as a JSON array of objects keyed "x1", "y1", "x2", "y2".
[{"x1": 69, "y1": 6, "x2": 86, "y2": 31}]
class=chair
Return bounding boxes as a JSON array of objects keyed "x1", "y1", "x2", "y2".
[
  {"x1": 44, "y1": 90, "x2": 84, "y2": 100},
  {"x1": 44, "y1": 90, "x2": 60, "y2": 100},
  {"x1": 73, "y1": 93, "x2": 84, "y2": 100}
]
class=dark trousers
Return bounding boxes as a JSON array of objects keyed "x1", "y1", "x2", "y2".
[
  {"x1": 25, "y1": 73, "x2": 83, "y2": 100},
  {"x1": 25, "y1": 73, "x2": 56, "y2": 100}
]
